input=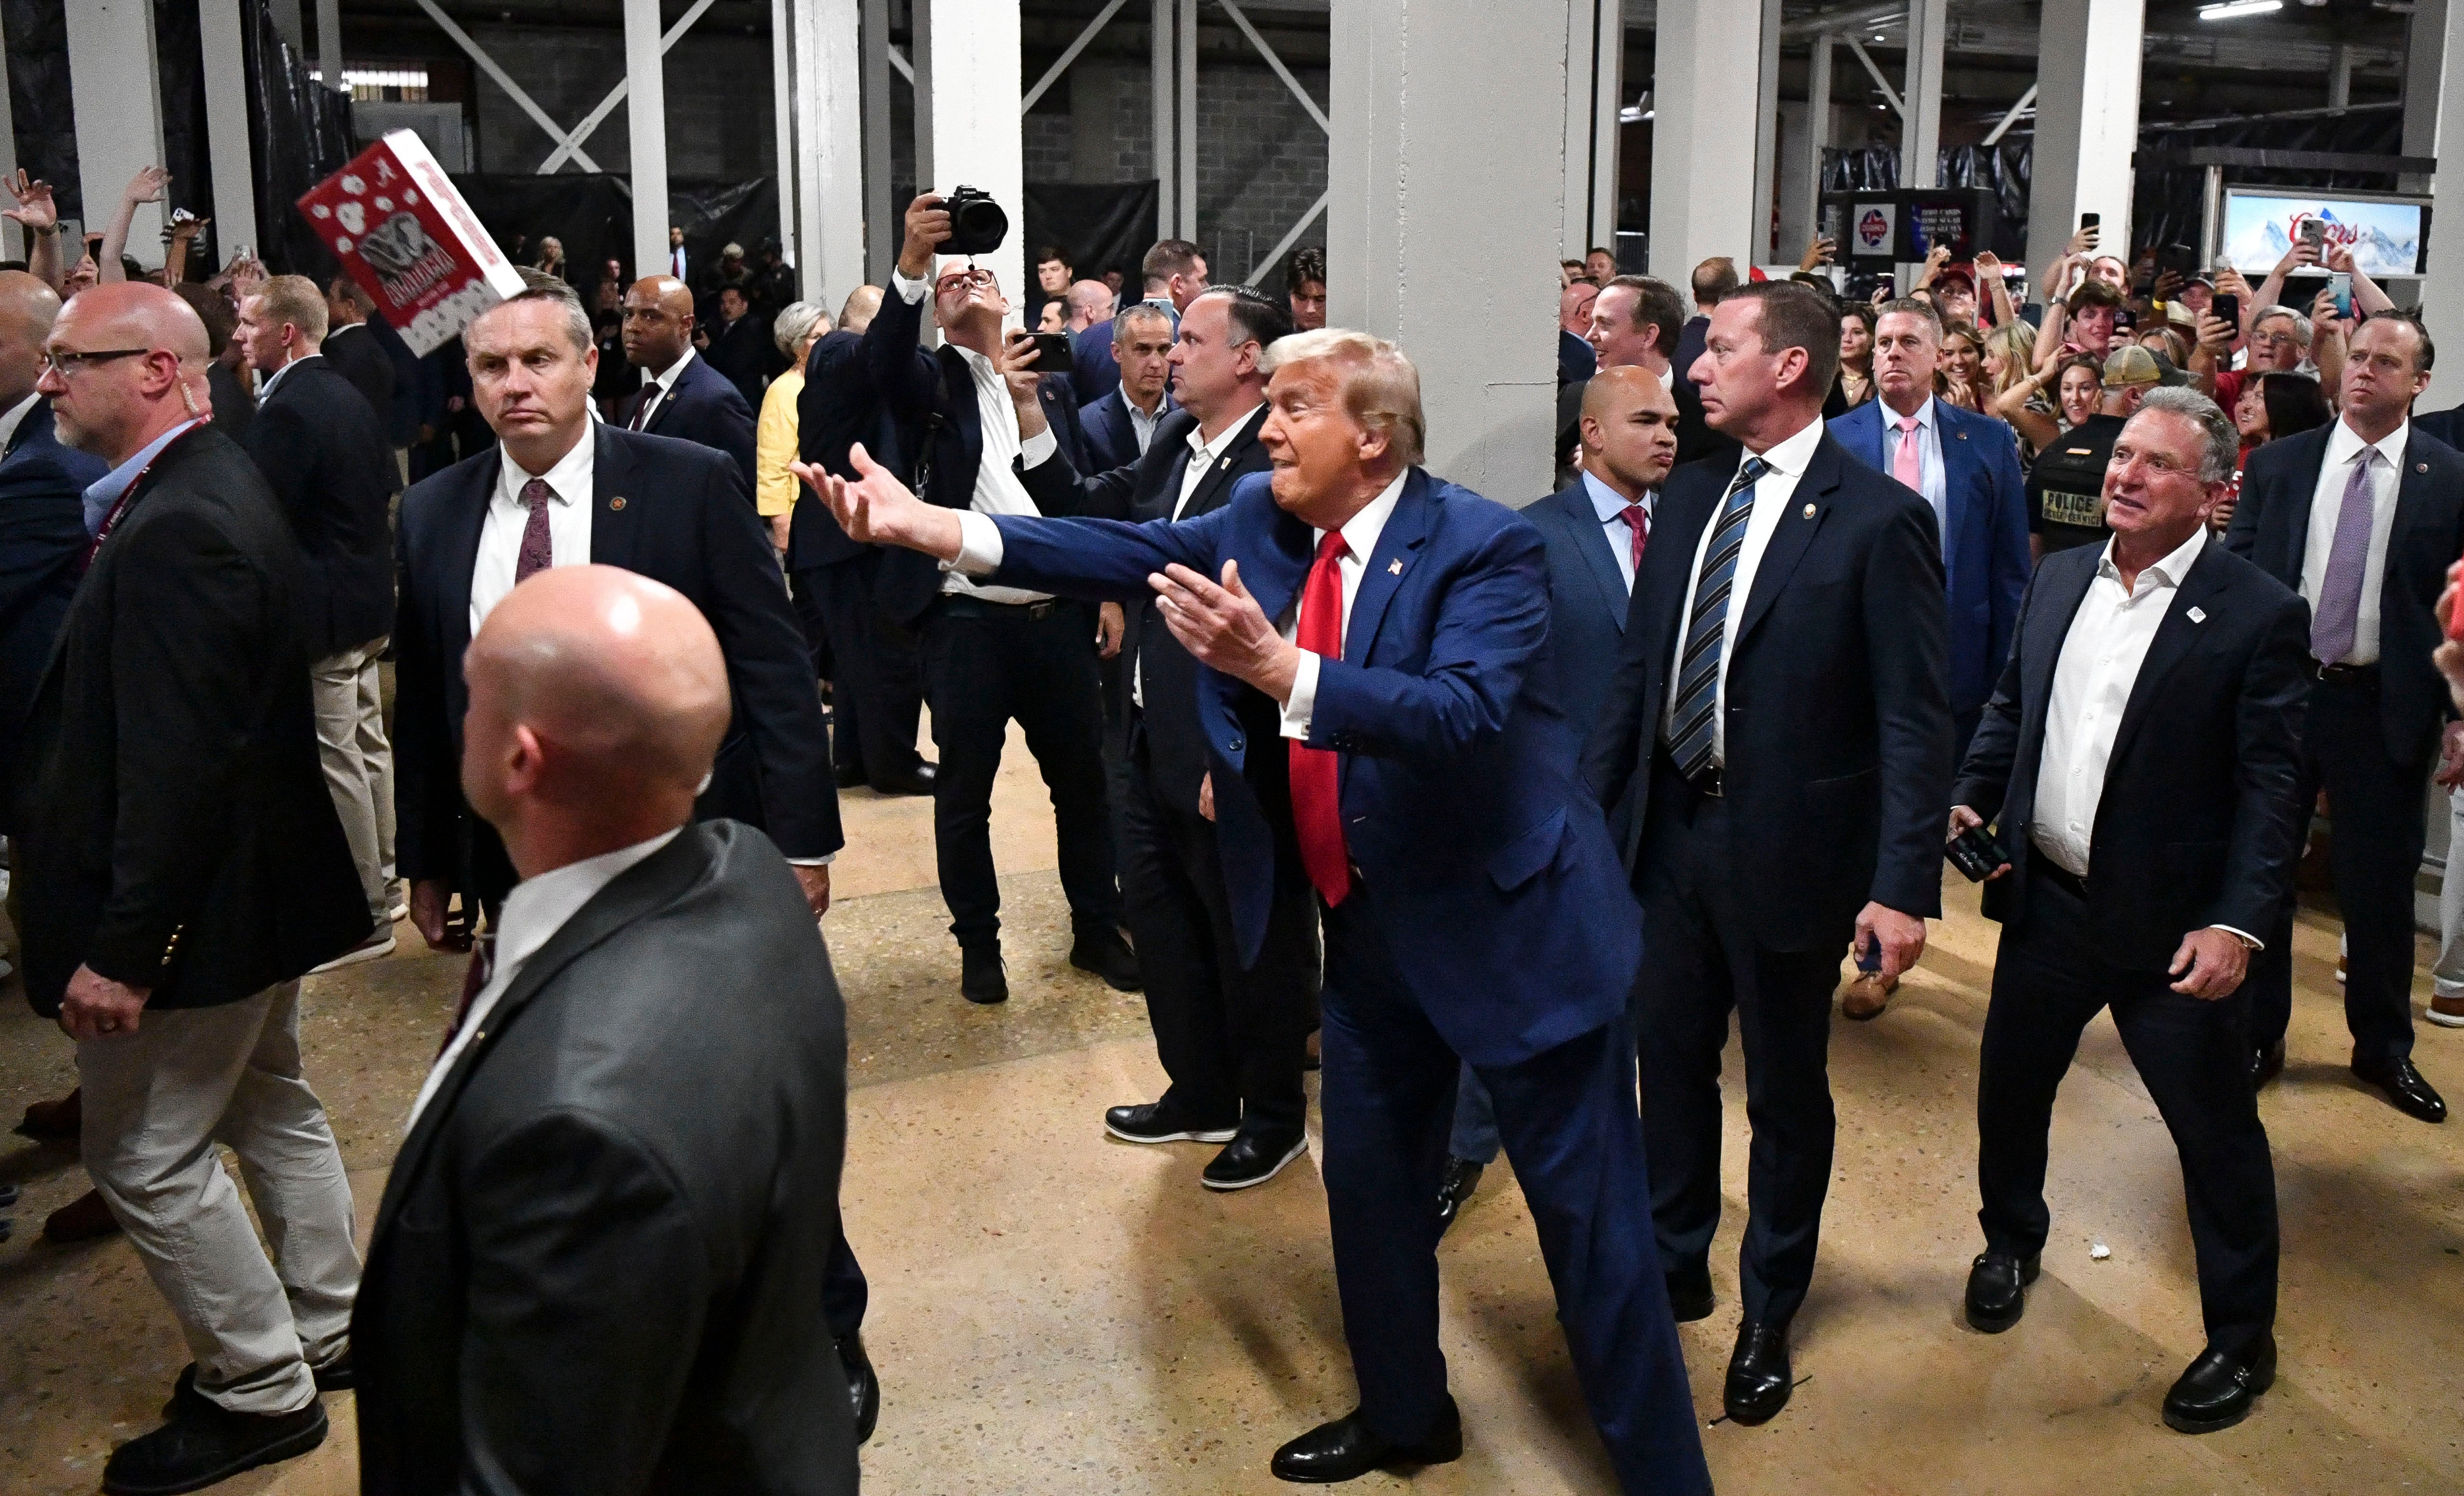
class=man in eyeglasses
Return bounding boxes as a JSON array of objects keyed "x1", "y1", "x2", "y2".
[
  {"x1": 857, "y1": 192, "x2": 1133, "y2": 1004},
  {"x1": 16, "y1": 281, "x2": 372, "y2": 1492}
]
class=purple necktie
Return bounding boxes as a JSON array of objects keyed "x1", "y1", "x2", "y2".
[
  {"x1": 2310, "y1": 449, "x2": 2379, "y2": 665},
  {"x1": 515, "y1": 478, "x2": 556, "y2": 584}
]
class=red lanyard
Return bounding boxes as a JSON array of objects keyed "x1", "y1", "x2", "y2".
[{"x1": 82, "y1": 421, "x2": 203, "y2": 571}]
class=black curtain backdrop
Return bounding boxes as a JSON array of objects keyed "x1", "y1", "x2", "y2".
[
  {"x1": 1025, "y1": 180, "x2": 1162, "y2": 287},
  {"x1": 2133, "y1": 107, "x2": 2411, "y2": 261},
  {"x1": 154, "y1": 0, "x2": 215, "y2": 262},
  {"x1": 3, "y1": 0, "x2": 76, "y2": 220},
  {"x1": 447, "y1": 173, "x2": 780, "y2": 298},
  {"x1": 243, "y1": 0, "x2": 353, "y2": 280}
]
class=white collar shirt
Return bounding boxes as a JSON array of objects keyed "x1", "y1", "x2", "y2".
[
  {"x1": 1275, "y1": 471, "x2": 1409, "y2": 741},
  {"x1": 1579, "y1": 468, "x2": 1654, "y2": 593},
  {"x1": 2300, "y1": 416, "x2": 2409, "y2": 665},
  {"x1": 1127, "y1": 404, "x2": 1270, "y2": 708},
  {"x1": 1881, "y1": 395, "x2": 1949, "y2": 545},
  {"x1": 1661, "y1": 415, "x2": 1827, "y2": 762},
  {"x1": 471, "y1": 433, "x2": 596, "y2": 635},
  {"x1": 0, "y1": 391, "x2": 40, "y2": 452},
  {"x1": 632, "y1": 346, "x2": 697, "y2": 430},
  {"x1": 406, "y1": 828, "x2": 681, "y2": 1131},
  {"x1": 1123, "y1": 387, "x2": 1164, "y2": 456},
  {"x1": 258, "y1": 350, "x2": 321, "y2": 400}
]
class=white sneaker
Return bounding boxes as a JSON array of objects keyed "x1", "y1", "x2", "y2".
[
  {"x1": 310, "y1": 933, "x2": 397, "y2": 974},
  {"x1": 2428, "y1": 994, "x2": 2464, "y2": 1029}
]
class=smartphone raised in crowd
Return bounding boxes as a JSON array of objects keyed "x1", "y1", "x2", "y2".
[{"x1": 2211, "y1": 293, "x2": 2240, "y2": 332}]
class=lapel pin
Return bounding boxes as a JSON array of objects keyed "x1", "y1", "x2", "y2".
[
  {"x1": 1219, "y1": 456, "x2": 1232, "y2": 471},
  {"x1": 609, "y1": 496, "x2": 627, "y2": 511},
  {"x1": 1802, "y1": 503, "x2": 1816, "y2": 518},
  {"x1": 2418, "y1": 462, "x2": 2430, "y2": 473},
  {"x1": 1387, "y1": 558, "x2": 1404, "y2": 575},
  {"x1": 2188, "y1": 606, "x2": 2207, "y2": 624}
]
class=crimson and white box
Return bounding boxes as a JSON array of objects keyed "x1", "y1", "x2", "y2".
[{"x1": 296, "y1": 130, "x2": 524, "y2": 356}]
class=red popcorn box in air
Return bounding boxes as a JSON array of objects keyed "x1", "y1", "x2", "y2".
[{"x1": 296, "y1": 131, "x2": 524, "y2": 356}]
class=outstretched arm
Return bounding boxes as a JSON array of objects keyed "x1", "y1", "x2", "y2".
[{"x1": 98, "y1": 166, "x2": 168, "y2": 285}]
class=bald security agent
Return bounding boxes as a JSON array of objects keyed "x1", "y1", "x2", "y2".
[
  {"x1": 801, "y1": 328, "x2": 1711, "y2": 1494},
  {"x1": 619, "y1": 275, "x2": 759, "y2": 488},
  {"x1": 355, "y1": 566, "x2": 861, "y2": 1496}
]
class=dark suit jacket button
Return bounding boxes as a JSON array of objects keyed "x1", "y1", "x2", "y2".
[{"x1": 1227, "y1": 736, "x2": 1244, "y2": 752}]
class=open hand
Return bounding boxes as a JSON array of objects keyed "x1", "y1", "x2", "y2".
[
  {"x1": 123, "y1": 165, "x2": 170, "y2": 205},
  {"x1": 791, "y1": 443, "x2": 963, "y2": 558},
  {"x1": 0, "y1": 170, "x2": 55, "y2": 231},
  {"x1": 1151, "y1": 559, "x2": 1299, "y2": 700}
]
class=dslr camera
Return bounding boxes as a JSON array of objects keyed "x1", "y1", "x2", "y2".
[{"x1": 942, "y1": 186, "x2": 1009, "y2": 257}]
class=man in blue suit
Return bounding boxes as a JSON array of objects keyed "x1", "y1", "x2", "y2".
[
  {"x1": 617, "y1": 276, "x2": 759, "y2": 488},
  {"x1": 1438, "y1": 366, "x2": 1678, "y2": 1230},
  {"x1": 1078, "y1": 304, "x2": 1177, "y2": 471},
  {"x1": 0, "y1": 272, "x2": 105, "y2": 797},
  {"x1": 799, "y1": 329, "x2": 1710, "y2": 1493},
  {"x1": 1828, "y1": 299, "x2": 2028, "y2": 764}
]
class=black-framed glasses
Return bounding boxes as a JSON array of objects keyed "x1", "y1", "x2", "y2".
[{"x1": 41, "y1": 347, "x2": 154, "y2": 377}]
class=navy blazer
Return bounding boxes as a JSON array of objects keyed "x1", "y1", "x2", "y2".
[
  {"x1": 1829, "y1": 397, "x2": 2030, "y2": 718},
  {"x1": 2225, "y1": 421, "x2": 2464, "y2": 763},
  {"x1": 394, "y1": 426, "x2": 842, "y2": 884},
  {"x1": 1080, "y1": 385, "x2": 1176, "y2": 473},
  {"x1": 245, "y1": 358, "x2": 399, "y2": 658},
  {"x1": 1955, "y1": 538, "x2": 2309, "y2": 970},
  {"x1": 1071, "y1": 320, "x2": 1120, "y2": 408},
  {"x1": 1523, "y1": 481, "x2": 1644, "y2": 846},
  {"x1": 859, "y1": 285, "x2": 1095, "y2": 621},
  {"x1": 1586, "y1": 434, "x2": 1955, "y2": 948},
  {"x1": 620, "y1": 353, "x2": 759, "y2": 490},
  {"x1": 0, "y1": 399, "x2": 105, "y2": 799},
  {"x1": 788, "y1": 328, "x2": 916, "y2": 572},
  {"x1": 2413, "y1": 402, "x2": 2464, "y2": 451},
  {"x1": 983, "y1": 467, "x2": 1639, "y2": 1069}
]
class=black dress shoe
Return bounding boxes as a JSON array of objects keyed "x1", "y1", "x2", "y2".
[
  {"x1": 1204, "y1": 1131, "x2": 1309, "y2": 1191},
  {"x1": 1664, "y1": 1263, "x2": 1714, "y2": 1323},
  {"x1": 1069, "y1": 927, "x2": 1143, "y2": 992},
  {"x1": 166, "y1": 1353, "x2": 354, "y2": 1419},
  {"x1": 1963, "y1": 1250, "x2": 2040, "y2": 1334},
  {"x1": 870, "y1": 765, "x2": 937, "y2": 797},
  {"x1": 960, "y1": 946, "x2": 1008, "y2": 1005},
  {"x1": 1270, "y1": 1398, "x2": 1462, "y2": 1483},
  {"x1": 1435, "y1": 1156, "x2": 1483, "y2": 1235},
  {"x1": 2251, "y1": 1039, "x2": 2286, "y2": 1090},
  {"x1": 1103, "y1": 1101, "x2": 1238, "y2": 1143},
  {"x1": 2353, "y1": 1056, "x2": 2447, "y2": 1123},
  {"x1": 1723, "y1": 1319, "x2": 1794, "y2": 1424},
  {"x1": 2162, "y1": 1336, "x2": 2275, "y2": 1434},
  {"x1": 834, "y1": 763, "x2": 869, "y2": 789},
  {"x1": 103, "y1": 1396, "x2": 327, "y2": 1496},
  {"x1": 837, "y1": 1332, "x2": 880, "y2": 1445}
]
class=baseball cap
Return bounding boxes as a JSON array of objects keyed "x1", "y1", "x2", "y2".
[{"x1": 2102, "y1": 344, "x2": 2164, "y2": 388}]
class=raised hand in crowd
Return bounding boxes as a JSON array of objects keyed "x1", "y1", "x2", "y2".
[
  {"x1": 2, "y1": 169, "x2": 64, "y2": 291},
  {"x1": 99, "y1": 165, "x2": 170, "y2": 285},
  {"x1": 1800, "y1": 234, "x2": 1837, "y2": 272}
]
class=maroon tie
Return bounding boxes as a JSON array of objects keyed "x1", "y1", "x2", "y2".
[
  {"x1": 516, "y1": 479, "x2": 556, "y2": 584},
  {"x1": 438, "y1": 937, "x2": 497, "y2": 1057},
  {"x1": 1615, "y1": 503, "x2": 1648, "y2": 577}
]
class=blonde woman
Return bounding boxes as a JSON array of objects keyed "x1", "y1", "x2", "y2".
[{"x1": 755, "y1": 300, "x2": 832, "y2": 555}]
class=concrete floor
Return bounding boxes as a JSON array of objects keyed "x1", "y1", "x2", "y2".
[{"x1": 2, "y1": 721, "x2": 2460, "y2": 1494}]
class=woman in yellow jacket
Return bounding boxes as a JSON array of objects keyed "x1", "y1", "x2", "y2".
[{"x1": 755, "y1": 300, "x2": 832, "y2": 555}]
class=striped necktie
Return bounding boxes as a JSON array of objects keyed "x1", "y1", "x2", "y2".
[{"x1": 1666, "y1": 456, "x2": 1772, "y2": 779}]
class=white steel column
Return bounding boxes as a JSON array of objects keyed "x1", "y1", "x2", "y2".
[
  {"x1": 1177, "y1": 0, "x2": 1198, "y2": 242},
  {"x1": 1329, "y1": 0, "x2": 1571, "y2": 497},
  {"x1": 923, "y1": 0, "x2": 1025, "y2": 318},
  {"x1": 1561, "y1": 1, "x2": 1622, "y2": 258},
  {"x1": 2026, "y1": 0, "x2": 2144, "y2": 275},
  {"x1": 2403, "y1": 0, "x2": 2444, "y2": 194},
  {"x1": 316, "y1": 0, "x2": 344, "y2": 93},
  {"x1": 1152, "y1": 0, "x2": 1175, "y2": 239},
  {"x1": 199, "y1": 0, "x2": 261, "y2": 262},
  {"x1": 2419, "y1": 0, "x2": 2464, "y2": 359},
  {"x1": 1799, "y1": 34, "x2": 1834, "y2": 258},
  {"x1": 1750, "y1": 0, "x2": 1783, "y2": 263},
  {"x1": 797, "y1": 0, "x2": 865, "y2": 304},
  {"x1": 775, "y1": 0, "x2": 799, "y2": 266},
  {"x1": 0, "y1": 5, "x2": 15, "y2": 261},
  {"x1": 1902, "y1": 0, "x2": 1946, "y2": 189},
  {"x1": 863, "y1": 0, "x2": 894, "y2": 282},
  {"x1": 1649, "y1": 0, "x2": 1762, "y2": 280},
  {"x1": 625, "y1": 0, "x2": 672, "y2": 282},
  {"x1": 66, "y1": 0, "x2": 168, "y2": 267}
]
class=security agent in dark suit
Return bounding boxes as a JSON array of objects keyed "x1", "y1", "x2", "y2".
[
  {"x1": 1079, "y1": 304, "x2": 1179, "y2": 471},
  {"x1": 853, "y1": 193, "x2": 1138, "y2": 1004},
  {"x1": 18, "y1": 285, "x2": 370, "y2": 1494},
  {"x1": 356, "y1": 567, "x2": 861, "y2": 1496},
  {"x1": 0, "y1": 272, "x2": 105, "y2": 792},
  {"x1": 805, "y1": 326, "x2": 1711, "y2": 1494},
  {"x1": 792, "y1": 285, "x2": 935, "y2": 796},
  {"x1": 236, "y1": 276, "x2": 404, "y2": 944},
  {"x1": 1950, "y1": 390, "x2": 2308, "y2": 1435},
  {"x1": 394, "y1": 289, "x2": 878, "y2": 1436},
  {"x1": 320, "y1": 278, "x2": 400, "y2": 491},
  {"x1": 1440, "y1": 366, "x2": 1678, "y2": 1227},
  {"x1": 1041, "y1": 286, "x2": 1318, "y2": 1192},
  {"x1": 703, "y1": 282, "x2": 777, "y2": 409},
  {"x1": 618, "y1": 274, "x2": 760, "y2": 487},
  {"x1": 2226, "y1": 313, "x2": 2463, "y2": 1122},
  {"x1": 1587, "y1": 282, "x2": 1955, "y2": 1426}
]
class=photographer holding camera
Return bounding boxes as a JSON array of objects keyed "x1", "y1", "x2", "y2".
[{"x1": 855, "y1": 191, "x2": 1136, "y2": 1004}]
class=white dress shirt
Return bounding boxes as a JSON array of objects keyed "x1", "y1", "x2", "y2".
[
  {"x1": 406, "y1": 828, "x2": 681, "y2": 1131},
  {"x1": 948, "y1": 465, "x2": 1409, "y2": 739},
  {"x1": 471, "y1": 433, "x2": 596, "y2": 635},
  {"x1": 1122, "y1": 387, "x2": 1164, "y2": 456},
  {"x1": 2300, "y1": 415, "x2": 2409, "y2": 665},
  {"x1": 1880, "y1": 394, "x2": 1949, "y2": 544},
  {"x1": 0, "y1": 390, "x2": 41, "y2": 452},
  {"x1": 631, "y1": 346, "x2": 698, "y2": 430},
  {"x1": 1579, "y1": 469, "x2": 1653, "y2": 593},
  {"x1": 1663, "y1": 415, "x2": 1828, "y2": 763},
  {"x1": 889, "y1": 268, "x2": 1060, "y2": 605},
  {"x1": 256, "y1": 350, "x2": 321, "y2": 401}
]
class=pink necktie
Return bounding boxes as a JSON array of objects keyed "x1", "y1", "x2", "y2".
[
  {"x1": 515, "y1": 479, "x2": 556, "y2": 583},
  {"x1": 1893, "y1": 415, "x2": 1923, "y2": 492},
  {"x1": 1615, "y1": 504, "x2": 1648, "y2": 578}
]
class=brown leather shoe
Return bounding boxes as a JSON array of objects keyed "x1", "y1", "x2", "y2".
[
  {"x1": 43, "y1": 1187, "x2": 121, "y2": 1243},
  {"x1": 15, "y1": 1086, "x2": 80, "y2": 1141},
  {"x1": 1840, "y1": 972, "x2": 1899, "y2": 1021},
  {"x1": 2427, "y1": 993, "x2": 2464, "y2": 1030}
]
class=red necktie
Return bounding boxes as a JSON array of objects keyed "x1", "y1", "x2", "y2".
[
  {"x1": 1615, "y1": 503, "x2": 1648, "y2": 577},
  {"x1": 1290, "y1": 531, "x2": 1352, "y2": 906}
]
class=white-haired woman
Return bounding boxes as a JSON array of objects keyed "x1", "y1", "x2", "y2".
[{"x1": 756, "y1": 299, "x2": 833, "y2": 554}]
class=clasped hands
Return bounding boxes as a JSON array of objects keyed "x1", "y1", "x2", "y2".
[{"x1": 788, "y1": 448, "x2": 1303, "y2": 703}]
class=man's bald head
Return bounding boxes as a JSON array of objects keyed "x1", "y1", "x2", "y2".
[
  {"x1": 1579, "y1": 364, "x2": 1681, "y2": 501},
  {"x1": 36, "y1": 281, "x2": 213, "y2": 461},
  {"x1": 622, "y1": 276, "x2": 696, "y2": 372},
  {"x1": 460, "y1": 566, "x2": 730, "y2": 871},
  {"x1": 0, "y1": 270, "x2": 65, "y2": 408}
]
